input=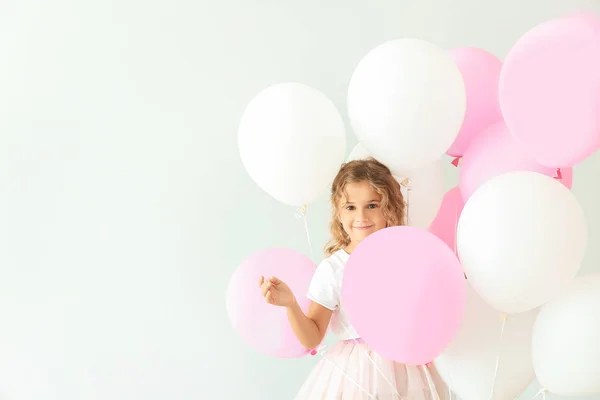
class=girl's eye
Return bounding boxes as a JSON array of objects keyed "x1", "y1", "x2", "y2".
[
  {"x1": 368, "y1": 204, "x2": 378, "y2": 209},
  {"x1": 345, "y1": 206, "x2": 355, "y2": 210}
]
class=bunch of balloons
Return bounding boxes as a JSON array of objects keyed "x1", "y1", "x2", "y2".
[
  {"x1": 431, "y1": 12, "x2": 600, "y2": 400},
  {"x1": 227, "y1": 10, "x2": 600, "y2": 399}
]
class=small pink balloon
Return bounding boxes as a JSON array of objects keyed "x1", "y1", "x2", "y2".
[
  {"x1": 499, "y1": 15, "x2": 600, "y2": 167},
  {"x1": 446, "y1": 47, "x2": 503, "y2": 157},
  {"x1": 429, "y1": 187, "x2": 465, "y2": 257},
  {"x1": 341, "y1": 226, "x2": 466, "y2": 365},
  {"x1": 226, "y1": 248, "x2": 315, "y2": 358},
  {"x1": 459, "y1": 121, "x2": 573, "y2": 200}
]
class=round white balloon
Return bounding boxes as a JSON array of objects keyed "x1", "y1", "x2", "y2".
[
  {"x1": 346, "y1": 143, "x2": 444, "y2": 228},
  {"x1": 532, "y1": 273, "x2": 600, "y2": 396},
  {"x1": 435, "y1": 285, "x2": 537, "y2": 400},
  {"x1": 238, "y1": 83, "x2": 346, "y2": 206},
  {"x1": 347, "y1": 142, "x2": 372, "y2": 162},
  {"x1": 457, "y1": 171, "x2": 587, "y2": 314},
  {"x1": 347, "y1": 38, "x2": 466, "y2": 173}
]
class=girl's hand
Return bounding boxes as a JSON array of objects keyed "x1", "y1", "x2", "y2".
[{"x1": 259, "y1": 276, "x2": 296, "y2": 307}]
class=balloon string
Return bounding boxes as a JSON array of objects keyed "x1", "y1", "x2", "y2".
[
  {"x1": 532, "y1": 388, "x2": 548, "y2": 400},
  {"x1": 339, "y1": 321, "x2": 404, "y2": 399},
  {"x1": 420, "y1": 365, "x2": 442, "y2": 400},
  {"x1": 294, "y1": 204, "x2": 314, "y2": 261},
  {"x1": 446, "y1": 366, "x2": 454, "y2": 400},
  {"x1": 488, "y1": 313, "x2": 508, "y2": 400},
  {"x1": 313, "y1": 346, "x2": 377, "y2": 400}
]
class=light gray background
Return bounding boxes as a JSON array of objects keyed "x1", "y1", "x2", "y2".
[{"x1": 0, "y1": 0, "x2": 599, "y2": 399}]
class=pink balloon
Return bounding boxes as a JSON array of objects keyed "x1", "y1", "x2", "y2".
[
  {"x1": 565, "y1": 10, "x2": 600, "y2": 27},
  {"x1": 459, "y1": 121, "x2": 573, "y2": 200},
  {"x1": 429, "y1": 187, "x2": 465, "y2": 257},
  {"x1": 226, "y1": 248, "x2": 315, "y2": 358},
  {"x1": 499, "y1": 15, "x2": 600, "y2": 167},
  {"x1": 446, "y1": 47, "x2": 503, "y2": 157},
  {"x1": 341, "y1": 227, "x2": 466, "y2": 365}
]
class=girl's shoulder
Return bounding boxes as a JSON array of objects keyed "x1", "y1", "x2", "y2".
[
  {"x1": 319, "y1": 249, "x2": 350, "y2": 271},
  {"x1": 311, "y1": 250, "x2": 348, "y2": 288}
]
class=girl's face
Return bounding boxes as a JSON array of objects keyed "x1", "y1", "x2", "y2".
[{"x1": 339, "y1": 181, "x2": 387, "y2": 252}]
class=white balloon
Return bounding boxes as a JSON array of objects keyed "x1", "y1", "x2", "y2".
[
  {"x1": 346, "y1": 143, "x2": 444, "y2": 228},
  {"x1": 238, "y1": 83, "x2": 346, "y2": 206},
  {"x1": 435, "y1": 285, "x2": 537, "y2": 400},
  {"x1": 457, "y1": 171, "x2": 587, "y2": 314},
  {"x1": 347, "y1": 142, "x2": 372, "y2": 162},
  {"x1": 532, "y1": 273, "x2": 600, "y2": 396},
  {"x1": 402, "y1": 162, "x2": 445, "y2": 229},
  {"x1": 347, "y1": 38, "x2": 466, "y2": 173}
]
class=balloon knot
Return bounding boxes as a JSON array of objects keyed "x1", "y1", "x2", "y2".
[
  {"x1": 294, "y1": 204, "x2": 307, "y2": 220},
  {"x1": 425, "y1": 362, "x2": 432, "y2": 367},
  {"x1": 554, "y1": 168, "x2": 562, "y2": 180},
  {"x1": 310, "y1": 344, "x2": 326, "y2": 356},
  {"x1": 451, "y1": 156, "x2": 462, "y2": 167}
]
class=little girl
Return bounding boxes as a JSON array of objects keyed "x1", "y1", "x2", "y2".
[{"x1": 259, "y1": 158, "x2": 448, "y2": 399}]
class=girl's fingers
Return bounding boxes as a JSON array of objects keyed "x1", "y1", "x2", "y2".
[
  {"x1": 269, "y1": 276, "x2": 282, "y2": 285},
  {"x1": 261, "y1": 281, "x2": 271, "y2": 297}
]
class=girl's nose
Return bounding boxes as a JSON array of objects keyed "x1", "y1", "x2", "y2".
[{"x1": 355, "y1": 209, "x2": 369, "y2": 222}]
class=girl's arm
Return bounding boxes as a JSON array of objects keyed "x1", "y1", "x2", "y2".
[{"x1": 286, "y1": 300, "x2": 332, "y2": 350}]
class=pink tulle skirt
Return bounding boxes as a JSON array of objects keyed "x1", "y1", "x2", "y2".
[{"x1": 294, "y1": 339, "x2": 449, "y2": 400}]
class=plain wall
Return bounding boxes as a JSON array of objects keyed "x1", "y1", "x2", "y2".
[{"x1": 1, "y1": 0, "x2": 599, "y2": 398}]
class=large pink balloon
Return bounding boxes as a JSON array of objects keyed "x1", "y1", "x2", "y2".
[
  {"x1": 499, "y1": 14, "x2": 600, "y2": 167},
  {"x1": 341, "y1": 227, "x2": 466, "y2": 365},
  {"x1": 226, "y1": 248, "x2": 315, "y2": 358},
  {"x1": 429, "y1": 187, "x2": 465, "y2": 257},
  {"x1": 459, "y1": 121, "x2": 573, "y2": 200},
  {"x1": 446, "y1": 47, "x2": 503, "y2": 157}
]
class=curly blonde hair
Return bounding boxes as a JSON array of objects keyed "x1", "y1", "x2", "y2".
[{"x1": 324, "y1": 157, "x2": 405, "y2": 256}]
